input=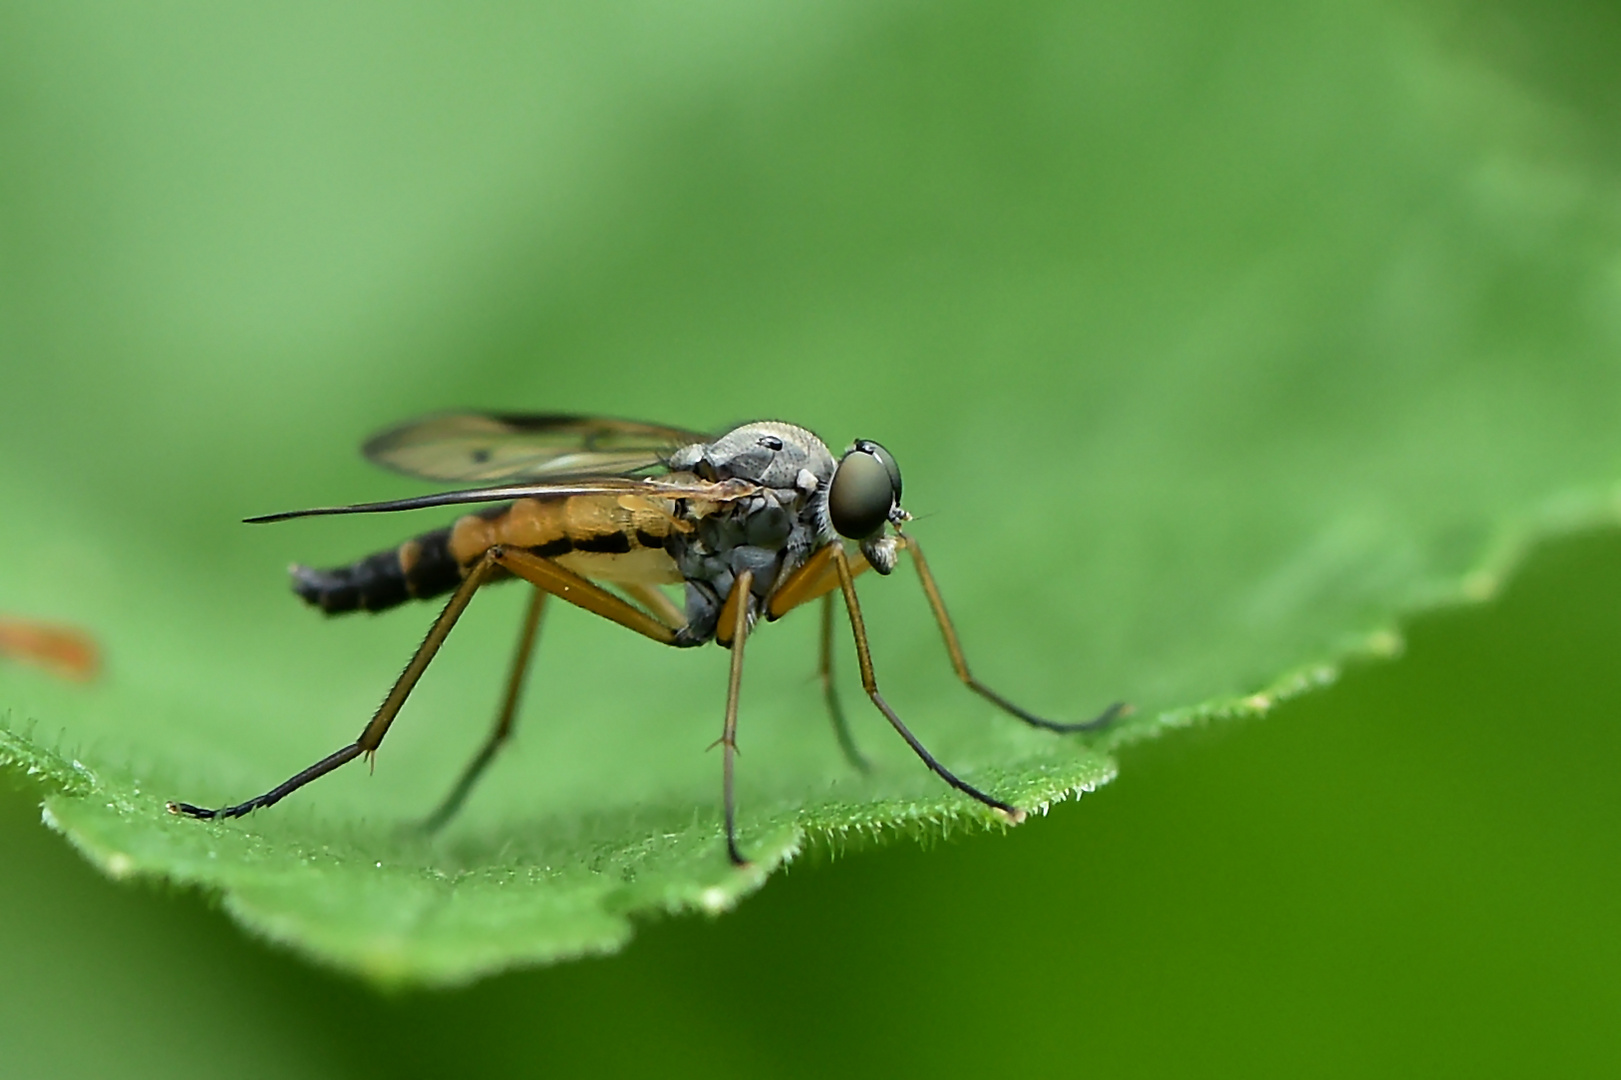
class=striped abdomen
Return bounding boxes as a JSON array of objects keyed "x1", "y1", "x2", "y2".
[
  {"x1": 291, "y1": 519, "x2": 472, "y2": 615},
  {"x1": 291, "y1": 495, "x2": 686, "y2": 616},
  {"x1": 447, "y1": 494, "x2": 685, "y2": 587}
]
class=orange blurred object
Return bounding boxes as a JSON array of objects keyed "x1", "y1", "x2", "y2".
[{"x1": 0, "y1": 617, "x2": 100, "y2": 682}]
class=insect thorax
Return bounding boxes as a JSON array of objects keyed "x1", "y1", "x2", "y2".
[{"x1": 666, "y1": 422, "x2": 837, "y2": 646}]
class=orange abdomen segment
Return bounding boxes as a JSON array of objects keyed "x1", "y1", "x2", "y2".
[{"x1": 450, "y1": 496, "x2": 684, "y2": 586}]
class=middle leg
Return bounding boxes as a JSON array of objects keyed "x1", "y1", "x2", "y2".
[
  {"x1": 819, "y1": 591, "x2": 868, "y2": 772},
  {"x1": 420, "y1": 587, "x2": 548, "y2": 832},
  {"x1": 716, "y1": 569, "x2": 755, "y2": 866}
]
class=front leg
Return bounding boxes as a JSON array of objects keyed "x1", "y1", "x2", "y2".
[
  {"x1": 898, "y1": 532, "x2": 1125, "y2": 733},
  {"x1": 831, "y1": 543, "x2": 1025, "y2": 824}
]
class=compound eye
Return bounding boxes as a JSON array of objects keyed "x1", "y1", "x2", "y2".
[{"x1": 829, "y1": 440, "x2": 901, "y2": 539}]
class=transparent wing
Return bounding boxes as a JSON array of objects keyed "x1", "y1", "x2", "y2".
[
  {"x1": 362, "y1": 412, "x2": 713, "y2": 483},
  {"x1": 245, "y1": 476, "x2": 760, "y2": 524}
]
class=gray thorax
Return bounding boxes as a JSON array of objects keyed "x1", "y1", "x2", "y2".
[{"x1": 665, "y1": 421, "x2": 837, "y2": 647}]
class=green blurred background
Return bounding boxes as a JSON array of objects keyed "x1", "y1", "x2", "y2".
[{"x1": 5, "y1": 0, "x2": 1621, "y2": 1074}]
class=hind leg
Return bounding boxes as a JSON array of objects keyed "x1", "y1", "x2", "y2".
[{"x1": 170, "y1": 547, "x2": 503, "y2": 820}]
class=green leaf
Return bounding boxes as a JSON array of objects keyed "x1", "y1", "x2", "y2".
[{"x1": 3, "y1": 0, "x2": 1619, "y2": 984}]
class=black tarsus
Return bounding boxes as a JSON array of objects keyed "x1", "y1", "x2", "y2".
[
  {"x1": 979, "y1": 692, "x2": 1127, "y2": 734},
  {"x1": 167, "y1": 744, "x2": 364, "y2": 819}
]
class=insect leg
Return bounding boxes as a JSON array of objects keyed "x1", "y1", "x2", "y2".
[
  {"x1": 488, "y1": 547, "x2": 679, "y2": 645},
  {"x1": 763, "y1": 545, "x2": 871, "y2": 770},
  {"x1": 897, "y1": 532, "x2": 1125, "y2": 734},
  {"x1": 831, "y1": 544, "x2": 1025, "y2": 823},
  {"x1": 765, "y1": 541, "x2": 872, "y2": 621},
  {"x1": 621, "y1": 581, "x2": 686, "y2": 629},
  {"x1": 819, "y1": 591, "x2": 868, "y2": 772},
  {"x1": 420, "y1": 587, "x2": 548, "y2": 833},
  {"x1": 417, "y1": 548, "x2": 688, "y2": 830},
  {"x1": 717, "y1": 569, "x2": 755, "y2": 866},
  {"x1": 169, "y1": 548, "x2": 502, "y2": 821}
]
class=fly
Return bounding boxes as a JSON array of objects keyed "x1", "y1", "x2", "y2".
[{"x1": 168, "y1": 413, "x2": 1123, "y2": 864}]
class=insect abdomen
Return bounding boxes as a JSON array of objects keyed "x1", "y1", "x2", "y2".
[
  {"x1": 448, "y1": 495, "x2": 684, "y2": 585},
  {"x1": 291, "y1": 524, "x2": 464, "y2": 615}
]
